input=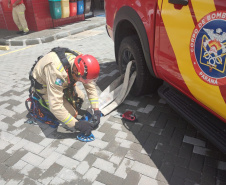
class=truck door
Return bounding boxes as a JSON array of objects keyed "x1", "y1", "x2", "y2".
[{"x1": 157, "y1": 0, "x2": 226, "y2": 121}]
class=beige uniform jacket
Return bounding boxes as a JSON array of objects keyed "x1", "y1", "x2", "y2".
[{"x1": 32, "y1": 52, "x2": 99, "y2": 127}]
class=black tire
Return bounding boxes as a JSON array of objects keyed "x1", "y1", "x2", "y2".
[{"x1": 117, "y1": 35, "x2": 162, "y2": 96}]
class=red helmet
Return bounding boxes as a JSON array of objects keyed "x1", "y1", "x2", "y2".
[{"x1": 74, "y1": 54, "x2": 100, "y2": 83}]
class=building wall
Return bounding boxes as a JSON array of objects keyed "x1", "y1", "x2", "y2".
[{"x1": 0, "y1": 0, "x2": 84, "y2": 31}]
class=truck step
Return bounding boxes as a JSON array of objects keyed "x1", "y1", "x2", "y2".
[{"x1": 158, "y1": 84, "x2": 226, "y2": 153}]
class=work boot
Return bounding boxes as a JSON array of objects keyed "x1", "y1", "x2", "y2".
[
  {"x1": 16, "y1": 31, "x2": 23, "y2": 34},
  {"x1": 22, "y1": 31, "x2": 29, "y2": 35}
]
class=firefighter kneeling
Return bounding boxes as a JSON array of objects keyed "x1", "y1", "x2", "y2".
[{"x1": 28, "y1": 47, "x2": 101, "y2": 136}]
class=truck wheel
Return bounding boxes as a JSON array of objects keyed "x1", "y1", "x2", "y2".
[{"x1": 118, "y1": 35, "x2": 162, "y2": 96}]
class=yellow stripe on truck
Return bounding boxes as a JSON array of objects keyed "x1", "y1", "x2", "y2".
[
  {"x1": 160, "y1": 0, "x2": 226, "y2": 119},
  {"x1": 191, "y1": 0, "x2": 216, "y2": 22}
]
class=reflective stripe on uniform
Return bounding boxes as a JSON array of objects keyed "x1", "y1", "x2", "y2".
[
  {"x1": 44, "y1": 99, "x2": 49, "y2": 106},
  {"x1": 90, "y1": 98, "x2": 98, "y2": 104},
  {"x1": 66, "y1": 54, "x2": 73, "y2": 61},
  {"x1": 57, "y1": 64, "x2": 64, "y2": 72},
  {"x1": 62, "y1": 114, "x2": 73, "y2": 125},
  {"x1": 18, "y1": 12, "x2": 24, "y2": 15}
]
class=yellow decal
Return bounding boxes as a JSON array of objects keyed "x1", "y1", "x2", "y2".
[
  {"x1": 191, "y1": 0, "x2": 215, "y2": 22},
  {"x1": 160, "y1": 0, "x2": 226, "y2": 119}
]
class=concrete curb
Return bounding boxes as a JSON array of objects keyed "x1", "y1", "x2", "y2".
[{"x1": 0, "y1": 19, "x2": 106, "y2": 46}]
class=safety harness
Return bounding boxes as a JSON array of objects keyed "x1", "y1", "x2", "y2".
[{"x1": 26, "y1": 47, "x2": 83, "y2": 127}]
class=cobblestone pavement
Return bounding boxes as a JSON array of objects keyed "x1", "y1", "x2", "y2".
[{"x1": 0, "y1": 25, "x2": 226, "y2": 185}]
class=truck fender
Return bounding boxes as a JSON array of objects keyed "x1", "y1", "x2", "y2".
[{"x1": 113, "y1": 6, "x2": 156, "y2": 77}]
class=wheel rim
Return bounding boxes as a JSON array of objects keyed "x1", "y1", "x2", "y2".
[{"x1": 121, "y1": 49, "x2": 136, "y2": 73}]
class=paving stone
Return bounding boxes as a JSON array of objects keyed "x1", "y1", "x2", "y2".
[
  {"x1": 88, "y1": 139, "x2": 108, "y2": 149},
  {"x1": 150, "y1": 150, "x2": 165, "y2": 168},
  {"x1": 2, "y1": 168, "x2": 24, "y2": 182},
  {"x1": 155, "y1": 140, "x2": 171, "y2": 153},
  {"x1": 98, "y1": 121, "x2": 113, "y2": 133},
  {"x1": 116, "y1": 130, "x2": 128, "y2": 139},
  {"x1": 92, "y1": 181, "x2": 105, "y2": 185},
  {"x1": 130, "y1": 122, "x2": 143, "y2": 136},
  {"x1": 39, "y1": 151, "x2": 62, "y2": 170},
  {"x1": 73, "y1": 144, "x2": 93, "y2": 161},
  {"x1": 5, "y1": 179, "x2": 22, "y2": 185},
  {"x1": 178, "y1": 143, "x2": 193, "y2": 160},
  {"x1": 0, "y1": 140, "x2": 10, "y2": 150},
  {"x1": 0, "y1": 131, "x2": 15, "y2": 142},
  {"x1": 123, "y1": 170, "x2": 141, "y2": 185},
  {"x1": 143, "y1": 133, "x2": 160, "y2": 155},
  {"x1": 138, "y1": 175, "x2": 160, "y2": 185},
  {"x1": 83, "y1": 167, "x2": 101, "y2": 182},
  {"x1": 56, "y1": 155, "x2": 79, "y2": 170},
  {"x1": 49, "y1": 177, "x2": 66, "y2": 185},
  {"x1": 20, "y1": 164, "x2": 34, "y2": 176},
  {"x1": 39, "y1": 163, "x2": 63, "y2": 185},
  {"x1": 21, "y1": 152, "x2": 44, "y2": 166},
  {"x1": 55, "y1": 144, "x2": 70, "y2": 154},
  {"x1": 218, "y1": 161, "x2": 226, "y2": 171},
  {"x1": 125, "y1": 150, "x2": 156, "y2": 167},
  {"x1": 204, "y1": 157, "x2": 218, "y2": 168},
  {"x1": 109, "y1": 154, "x2": 123, "y2": 165},
  {"x1": 76, "y1": 161, "x2": 90, "y2": 175},
  {"x1": 39, "y1": 145, "x2": 57, "y2": 158},
  {"x1": 161, "y1": 124, "x2": 175, "y2": 140},
  {"x1": 217, "y1": 169, "x2": 226, "y2": 182},
  {"x1": 96, "y1": 171, "x2": 124, "y2": 185},
  {"x1": 189, "y1": 154, "x2": 205, "y2": 172},
  {"x1": 101, "y1": 128, "x2": 118, "y2": 142},
  {"x1": 172, "y1": 166, "x2": 188, "y2": 179},
  {"x1": 83, "y1": 154, "x2": 97, "y2": 167},
  {"x1": 147, "y1": 109, "x2": 161, "y2": 122},
  {"x1": 92, "y1": 158, "x2": 116, "y2": 174},
  {"x1": 114, "y1": 158, "x2": 134, "y2": 178},
  {"x1": 27, "y1": 167, "x2": 44, "y2": 181},
  {"x1": 132, "y1": 161, "x2": 158, "y2": 179},
  {"x1": 23, "y1": 141, "x2": 45, "y2": 154},
  {"x1": 169, "y1": 175, "x2": 185, "y2": 185},
  {"x1": 120, "y1": 139, "x2": 133, "y2": 149},
  {"x1": 12, "y1": 160, "x2": 27, "y2": 170},
  {"x1": 39, "y1": 138, "x2": 55, "y2": 147},
  {"x1": 193, "y1": 146, "x2": 219, "y2": 158},
  {"x1": 6, "y1": 139, "x2": 29, "y2": 154},
  {"x1": 170, "y1": 128, "x2": 186, "y2": 147},
  {"x1": 104, "y1": 140, "x2": 121, "y2": 153},
  {"x1": 156, "y1": 170, "x2": 168, "y2": 184},
  {"x1": 159, "y1": 161, "x2": 174, "y2": 182},
  {"x1": 0, "y1": 121, "x2": 9, "y2": 132},
  {"x1": 0, "y1": 163, "x2": 8, "y2": 175},
  {"x1": 90, "y1": 148, "x2": 113, "y2": 160},
  {"x1": 64, "y1": 147, "x2": 78, "y2": 158},
  {"x1": 183, "y1": 135, "x2": 206, "y2": 147},
  {"x1": 135, "y1": 130, "x2": 150, "y2": 145},
  {"x1": 174, "y1": 156, "x2": 190, "y2": 168},
  {"x1": 200, "y1": 178, "x2": 216, "y2": 185},
  {"x1": 23, "y1": 131, "x2": 43, "y2": 144},
  {"x1": 18, "y1": 177, "x2": 43, "y2": 185},
  {"x1": 57, "y1": 167, "x2": 79, "y2": 182},
  {"x1": 4, "y1": 149, "x2": 27, "y2": 167},
  {"x1": 185, "y1": 169, "x2": 201, "y2": 184}
]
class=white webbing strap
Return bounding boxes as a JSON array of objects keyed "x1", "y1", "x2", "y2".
[{"x1": 100, "y1": 61, "x2": 137, "y2": 115}]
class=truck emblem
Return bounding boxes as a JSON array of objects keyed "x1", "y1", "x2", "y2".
[{"x1": 190, "y1": 11, "x2": 226, "y2": 85}]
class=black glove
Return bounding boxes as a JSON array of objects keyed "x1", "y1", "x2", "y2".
[
  {"x1": 93, "y1": 110, "x2": 101, "y2": 127},
  {"x1": 74, "y1": 120, "x2": 94, "y2": 136}
]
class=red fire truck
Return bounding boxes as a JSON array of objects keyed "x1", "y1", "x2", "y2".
[{"x1": 105, "y1": 0, "x2": 226, "y2": 152}]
